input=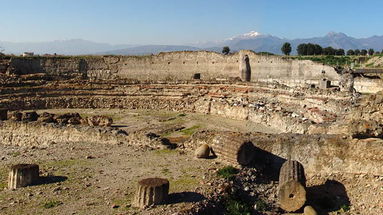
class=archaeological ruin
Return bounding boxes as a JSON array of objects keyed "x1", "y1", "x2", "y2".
[{"x1": 0, "y1": 50, "x2": 383, "y2": 214}]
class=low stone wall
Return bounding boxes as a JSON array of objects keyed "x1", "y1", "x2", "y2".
[
  {"x1": 0, "y1": 121, "x2": 128, "y2": 146},
  {"x1": 189, "y1": 131, "x2": 383, "y2": 176}
]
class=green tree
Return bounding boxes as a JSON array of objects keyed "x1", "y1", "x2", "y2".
[
  {"x1": 368, "y1": 48, "x2": 375, "y2": 56},
  {"x1": 297, "y1": 44, "x2": 307, "y2": 55},
  {"x1": 336, "y1": 49, "x2": 345, "y2": 56},
  {"x1": 347, "y1": 49, "x2": 355, "y2": 55},
  {"x1": 314, "y1": 44, "x2": 323, "y2": 55},
  {"x1": 222, "y1": 46, "x2": 230, "y2": 55},
  {"x1": 323, "y1": 47, "x2": 336, "y2": 55},
  {"x1": 306, "y1": 43, "x2": 316, "y2": 55},
  {"x1": 361, "y1": 49, "x2": 368, "y2": 56},
  {"x1": 281, "y1": 42, "x2": 292, "y2": 55},
  {"x1": 354, "y1": 49, "x2": 361, "y2": 55}
]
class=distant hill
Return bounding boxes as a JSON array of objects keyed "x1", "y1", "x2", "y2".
[
  {"x1": 0, "y1": 39, "x2": 135, "y2": 55},
  {"x1": 100, "y1": 45, "x2": 201, "y2": 55},
  {"x1": 194, "y1": 31, "x2": 383, "y2": 54},
  {"x1": 1, "y1": 32, "x2": 383, "y2": 55}
]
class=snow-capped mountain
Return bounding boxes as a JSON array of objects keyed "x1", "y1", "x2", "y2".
[{"x1": 1, "y1": 31, "x2": 383, "y2": 55}]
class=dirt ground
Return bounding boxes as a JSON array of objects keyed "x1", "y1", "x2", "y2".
[{"x1": 0, "y1": 109, "x2": 277, "y2": 215}]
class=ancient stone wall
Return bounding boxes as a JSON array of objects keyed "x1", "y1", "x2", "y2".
[{"x1": 0, "y1": 51, "x2": 339, "y2": 83}]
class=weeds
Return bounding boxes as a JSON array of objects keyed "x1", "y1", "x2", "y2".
[
  {"x1": 217, "y1": 166, "x2": 239, "y2": 180},
  {"x1": 43, "y1": 200, "x2": 63, "y2": 209}
]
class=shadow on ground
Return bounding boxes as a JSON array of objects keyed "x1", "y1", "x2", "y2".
[
  {"x1": 307, "y1": 179, "x2": 351, "y2": 215},
  {"x1": 35, "y1": 175, "x2": 68, "y2": 185},
  {"x1": 167, "y1": 192, "x2": 206, "y2": 204}
]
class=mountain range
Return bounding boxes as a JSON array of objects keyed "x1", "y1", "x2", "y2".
[{"x1": 1, "y1": 32, "x2": 383, "y2": 55}]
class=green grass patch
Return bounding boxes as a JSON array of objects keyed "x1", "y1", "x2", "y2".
[
  {"x1": 170, "y1": 176, "x2": 199, "y2": 192},
  {"x1": 42, "y1": 200, "x2": 63, "y2": 209},
  {"x1": 217, "y1": 166, "x2": 239, "y2": 180},
  {"x1": 254, "y1": 199, "x2": 268, "y2": 211},
  {"x1": 9, "y1": 151, "x2": 21, "y2": 157},
  {"x1": 154, "y1": 149, "x2": 177, "y2": 155},
  {"x1": 0, "y1": 167, "x2": 7, "y2": 190},
  {"x1": 366, "y1": 63, "x2": 375, "y2": 68},
  {"x1": 225, "y1": 196, "x2": 252, "y2": 215},
  {"x1": 339, "y1": 204, "x2": 351, "y2": 212},
  {"x1": 180, "y1": 125, "x2": 201, "y2": 136},
  {"x1": 296, "y1": 55, "x2": 353, "y2": 66}
]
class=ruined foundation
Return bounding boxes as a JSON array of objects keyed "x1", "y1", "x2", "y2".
[{"x1": 0, "y1": 51, "x2": 382, "y2": 214}]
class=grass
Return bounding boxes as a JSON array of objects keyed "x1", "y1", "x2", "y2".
[
  {"x1": 0, "y1": 167, "x2": 7, "y2": 190},
  {"x1": 254, "y1": 199, "x2": 268, "y2": 211},
  {"x1": 339, "y1": 204, "x2": 351, "y2": 212},
  {"x1": 154, "y1": 149, "x2": 177, "y2": 155},
  {"x1": 180, "y1": 125, "x2": 201, "y2": 136},
  {"x1": 217, "y1": 166, "x2": 239, "y2": 180},
  {"x1": 225, "y1": 196, "x2": 252, "y2": 215},
  {"x1": 295, "y1": 55, "x2": 353, "y2": 67},
  {"x1": 4, "y1": 151, "x2": 21, "y2": 157},
  {"x1": 42, "y1": 200, "x2": 63, "y2": 209},
  {"x1": 170, "y1": 175, "x2": 199, "y2": 192}
]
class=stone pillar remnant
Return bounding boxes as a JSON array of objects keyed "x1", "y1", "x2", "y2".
[
  {"x1": 278, "y1": 160, "x2": 306, "y2": 212},
  {"x1": 212, "y1": 133, "x2": 255, "y2": 166},
  {"x1": 133, "y1": 178, "x2": 169, "y2": 208},
  {"x1": 8, "y1": 164, "x2": 40, "y2": 189},
  {"x1": 240, "y1": 54, "x2": 251, "y2": 82}
]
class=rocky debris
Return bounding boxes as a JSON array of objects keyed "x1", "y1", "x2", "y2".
[
  {"x1": 22, "y1": 111, "x2": 39, "y2": 121},
  {"x1": 181, "y1": 168, "x2": 281, "y2": 215},
  {"x1": 140, "y1": 132, "x2": 177, "y2": 150},
  {"x1": 195, "y1": 144, "x2": 210, "y2": 158},
  {"x1": 9, "y1": 111, "x2": 22, "y2": 121},
  {"x1": 349, "y1": 120, "x2": 383, "y2": 138},
  {"x1": 54, "y1": 113, "x2": 82, "y2": 125},
  {"x1": 86, "y1": 115, "x2": 113, "y2": 127},
  {"x1": 38, "y1": 112, "x2": 55, "y2": 123}
]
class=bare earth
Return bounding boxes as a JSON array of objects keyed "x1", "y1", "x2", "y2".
[{"x1": 0, "y1": 109, "x2": 276, "y2": 215}]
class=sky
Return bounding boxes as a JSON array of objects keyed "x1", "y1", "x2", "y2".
[{"x1": 0, "y1": 0, "x2": 382, "y2": 45}]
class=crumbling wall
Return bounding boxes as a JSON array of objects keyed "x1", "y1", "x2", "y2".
[
  {"x1": 238, "y1": 50, "x2": 339, "y2": 82},
  {"x1": 0, "y1": 51, "x2": 339, "y2": 83}
]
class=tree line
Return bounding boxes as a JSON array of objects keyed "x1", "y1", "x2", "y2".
[{"x1": 281, "y1": 42, "x2": 381, "y2": 56}]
